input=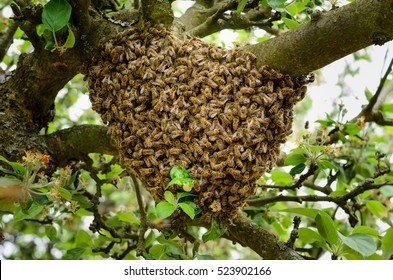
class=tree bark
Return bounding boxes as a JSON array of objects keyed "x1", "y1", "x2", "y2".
[{"x1": 242, "y1": 0, "x2": 393, "y2": 76}]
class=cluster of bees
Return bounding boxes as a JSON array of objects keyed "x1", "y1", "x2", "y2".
[{"x1": 85, "y1": 24, "x2": 311, "y2": 222}]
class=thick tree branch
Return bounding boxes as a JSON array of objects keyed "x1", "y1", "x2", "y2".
[
  {"x1": 45, "y1": 125, "x2": 118, "y2": 167},
  {"x1": 226, "y1": 213, "x2": 304, "y2": 259},
  {"x1": 242, "y1": 0, "x2": 393, "y2": 76}
]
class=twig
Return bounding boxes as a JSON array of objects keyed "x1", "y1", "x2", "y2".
[
  {"x1": 248, "y1": 182, "x2": 393, "y2": 206},
  {"x1": 286, "y1": 216, "x2": 301, "y2": 249},
  {"x1": 367, "y1": 57, "x2": 393, "y2": 111},
  {"x1": 130, "y1": 172, "x2": 148, "y2": 257}
]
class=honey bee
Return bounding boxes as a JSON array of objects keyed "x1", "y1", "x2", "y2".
[
  {"x1": 140, "y1": 168, "x2": 154, "y2": 176},
  {"x1": 200, "y1": 137, "x2": 213, "y2": 149},
  {"x1": 212, "y1": 171, "x2": 226, "y2": 179},
  {"x1": 232, "y1": 117, "x2": 240, "y2": 131},
  {"x1": 199, "y1": 117, "x2": 212, "y2": 129},
  {"x1": 238, "y1": 185, "x2": 250, "y2": 197},
  {"x1": 169, "y1": 147, "x2": 182, "y2": 155},
  {"x1": 285, "y1": 75, "x2": 294, "y2": 87},
  {"x1": 136, "y1": 127, "x2": 149, "y2": 137},
  {"x1": 241, "y1": 149, "x2": 253, "y2": 161},
  {"x1": 214, "y1": 149, "x2": 228, "y2": 159},
  {"x1": 266, "y1": 129, "x2": 273, "y2": 142},
  {"x1": 216, "y1": 139, "x2": 225, "y2": 150},
  {"x1": 192, "y1": 143, "x2": 203, "y2": 156},
  {"x1": 130, "y1": 160, "x2": 144, "y2": 168},
  {"x1": 198, "y1": 168, "x2": 211, "y2": 178},
  {"x1": 268, "y1": 102, "x2": 280, "y2": 114},
  {"x1": 239, "y1": 106, "x2": 248, "y2": 119},
  {"x1": 228, "y1": 168, "x2": 242, "y2": 180}
]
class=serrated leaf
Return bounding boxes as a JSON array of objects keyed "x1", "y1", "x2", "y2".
[
  {"x1": 164, "y1": 191, "x2": 177, "y2": 206},
  {"x1": 284, "y1": 153, "x2": 307, "y2": 166},
  {"x1": 42, "y1": 0, "x2": 72, "y2": 32},
  {"x1": 270, "y1": 170, "x2": 293, "y2": 185},
  {"x1": 339, "y1": 233, "x2": 376, "y2": 257},
  {"x1": 344, "y1": 123, "x2": 361, "y2": 136},
  {"x1": 58, "y1": 187, "x2": 72, "y2": 201},
  {"x1": 282, "y1": 17, "x2": 300, "y2": 29},
  {"x1": 236, "y1": 0, "x2": 247, "y2": 13},
  {"x1": 179, "y1": 202, "x2": 195, "y2": 219},
  {"x1": 382, "y1": 227, "x2": 393, "y2": 259},
  {"x1": 62, "y1": 248, "x2": 86, "y2": 260},
  {"x1": 202, "y1": 218, "x2": 225, "y2": 242},
  {"x1": 289, "y1": 163, "x2": 306, "y2": 176},
  {"x1": 156, "y1": 202, "x2": 177, "y2": 219},
  {"x1": 315, "y1": 211, "x2": 339, "y2": 246}
]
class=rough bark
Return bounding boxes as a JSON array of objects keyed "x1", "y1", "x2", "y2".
[
  {"x1": 242, "y1": 0, "x2": 393, "y2": 75},
  {"x1": 1, "y1": 0, "x2": 393, "y2": 259}
]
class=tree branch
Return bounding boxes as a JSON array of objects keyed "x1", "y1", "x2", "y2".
[
  {"x1": 45, "y1": 125, "x2": 118, "y2": 167},
  {"x1": 0, "y1": 22, "x2": 19, "y2": 62},
  {"x1": 242, "y1": 0, "x2": 393, "y2": 76},
  {"x1": 226, "y1": 213, "x2": 304, "y2": 259}
]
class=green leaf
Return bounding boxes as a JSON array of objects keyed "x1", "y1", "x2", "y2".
[
  {"x1": 177, "y1": 192, "x2": 197, "y2": 200},
  {"x1": 352, "y1": 226, "x2": 379, "y2": 238},
  {"x1": 382, "y1": 227, "x2": 393, "y2": 259},
  {"x1": 380, "y1": 186, "x2": 393, "y2": 197},
  {"x1": 42, "y1": 0, "x2": 72, "y2": 32},
  {"x1": 282, "y1": 17, "x2": 300, "y2": 29},
  {"x1": 13, "y1": 202, "x2": 44, "y2": 222},
  {"x1": 298, "y1": 228, "x2": 325, "y2": 244},
  {"x1": 62, "y1": 248, "x2": 86, "y2": 260},
  {"x1": 344, "y1": 123, "x2": 361, "y2": 136},
  {"x1": 365, "y1": 200, "x2": 386, "y2": 218},
  {"x1": 202, "y1": 218, "x2": 225, "y2": 242},
  {"x1": 76, "y1": 230, "x2": 92, "y2": 247},
  {"x1": 72, "y1": 194, "x2": 94, "y2": 209},
  {"x1": 236, "y1": 0, "x2": 247, "y2": 13},
  {"x1": 170, "y1": 165, "x2": 190, "y2": 179},
  {"x1": 317, "y1": 159, "x2": 339, "y2": 171},
  {"x1": 179, "y1": 202, "x2": 195, "y2": 219},
  {"x1": 63, "y1": 24, "x2": 75, "y2": 49},
  {"x1": 270, "y1": 170, "x2": 293, "y2": 185},
  {"x1": 118, "y1": 212, "x2": 140, "y2": 225},
  {"x1": 156, "y1": 202, "x2": 177, "y2": 219},
  {"x1": 167, "y1": 177, "x2": 183, "y2": 187},
  {"x1": 289, "y1": 163, "x2": 306, "y2": 176},
  {"x1": 339, "y1": 233, "x2": 376, "y2": 257},
  {"x1": 164, "y1": 191, "x2": 177, "y2": 206},
  {"x1": 45, "y1": 225, "x2": 57, "y2": 242},
  {"x1": 284, "y1": 153, "x2": 307, "y2": 166},
  {"x1": 381, "y1": 103, "x2": 393, "y2": 113},
  {"x1": 364, "y1": 88, "x2": 373, "y2": 102},
  {"x1": 0, "y1": 155, "x2": 27, "y2": 177},
  {"x1": 278, "y1": 207, "x2": 319, "y2": 219},
  {"x1": 315, "y1": 211, "x2": 339, "y2": 246},
  {"x1": 286, "y1": 0, "x2": 310, "y2": 16},
  {"x1": 58, "y1": 187, "x2": 72, "y2": 201},
  {"x1": 267, "y1": 0, "x2": 287, "y2": 9}
]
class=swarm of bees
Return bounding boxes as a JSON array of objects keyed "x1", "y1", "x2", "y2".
[{"x1": 84, "y1": 24, "x2": 312, "y2": 222}]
